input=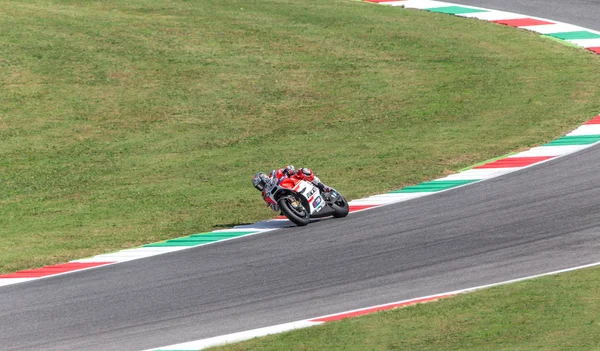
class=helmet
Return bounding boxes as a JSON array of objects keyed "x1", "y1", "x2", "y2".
[
  {"x1": 252, "y1": 172, "x2": 269, "y2": 191},
  {"x1": 283, "y1": 165, "x2": 295, "y2": 177},
  {"x1": 299, "y1": 167, "x2": 313, "y2": 177}
]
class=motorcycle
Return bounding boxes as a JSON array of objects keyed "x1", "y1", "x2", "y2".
[{"x1": 265, "y1": 175, "x2": 349, "y2": 226}]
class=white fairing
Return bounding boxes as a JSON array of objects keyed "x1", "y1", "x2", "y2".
[
  {"x1": 293, "y1": 181, "x2": 324, "y2": 215},
  {"x1": 266, "y1": 179, "x2": 325, "y2": 215}
]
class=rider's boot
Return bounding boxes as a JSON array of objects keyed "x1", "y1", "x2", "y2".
[{"x1": 312, "y1": 180, "x2": 333, "y2": 200}]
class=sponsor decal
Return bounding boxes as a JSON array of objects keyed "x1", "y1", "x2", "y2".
[{"x1": 312, "y1": 196, "x2": 322, "y2": 208}]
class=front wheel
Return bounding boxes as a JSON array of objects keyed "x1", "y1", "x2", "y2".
[
  {"x1": 278, "y1": 195, "x2": 311, "y2": 226},
  {"x1": 330, "y1": 193, "x2": 349, "y2": 218}
]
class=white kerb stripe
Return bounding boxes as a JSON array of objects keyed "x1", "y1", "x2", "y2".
[
  {"x1": 212, "y1": 228, "x2": 274, "y2": 232},
  {"x1": 74, "y1": 252, "x2": 172, "y2": 263},
  {"x1": 376, "y1": 1, "x2": 408, "y2": 6},
  {"x1": 436, "y1": 167, "x2": 522, "y2": 181},
  {"x1": 350, "y1": 192, "x2": 435, "y2": 203},
  {"x1": 567, "y1": 38, "x2": 600, "y2": 48},
  {"x1": 143, "y1": 320, "x2": 321, "y2": 351},
  {"x1": 509, "y1": 145, "x2": 588, "y2": 157},
  {"x1": 566, "y1": 125, "x2": 600, "y2": 136},
  {"x1": 456, "y1": 11, "x2": 526, "y2": 21},
  {"x1": 348, "y1": 199, "x2": 386, "y2": 206},
  {"x1": 71, "y1": 247, "x2": 191, "y2": 263},
  {"x1": 230, "y1": 222, "x2": 292, "y2": 230},
  {"x1": 365, "y1": 192, "x2": 434, "y2": 200},
  {"x1": 520, "y1": 23, "x2": 585, "y2": 34},
  {"x1": 450, "y1": 168, "x2": 510, "y2": 178}
]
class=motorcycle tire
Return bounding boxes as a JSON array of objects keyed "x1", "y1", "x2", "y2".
[
  {"x1": 278, "y1": 196, "x2": 311, "y2": 226},
  {"x1": 331, "y1": 194, "x2": 349, "y2": 218}
]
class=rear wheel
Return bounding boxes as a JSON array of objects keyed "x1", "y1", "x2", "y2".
[
  {"x1": 278, "y1": 195, "x2": 311, "y2": 226},
  {"x1": 331, "y1": 194, "x2": 349, "y2": 218}
]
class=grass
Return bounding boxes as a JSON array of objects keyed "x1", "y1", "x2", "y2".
[
  {"x1": 207, "y1": 266, "x2": 600, "y2": 351},
  {"x1": 1, "y1": 0, "x2": 600, "y2": 273}
]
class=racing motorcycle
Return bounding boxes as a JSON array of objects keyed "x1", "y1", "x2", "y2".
[{"x1": 265, "y1": 175, "x2": 349, "y2": 226}]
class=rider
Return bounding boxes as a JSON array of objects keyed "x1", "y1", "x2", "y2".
[{"x1": 252, "y1": 165, "x2": 332, "y2": 212}]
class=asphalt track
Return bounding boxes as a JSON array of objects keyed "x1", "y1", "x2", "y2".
[
  {"x1": 448, "y1": 0, "x2": 600, "y2": 30},
  {"x1": 2, "y1": 1, "x2": 600, "y2": 350}
]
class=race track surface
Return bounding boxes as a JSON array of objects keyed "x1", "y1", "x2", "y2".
[
  {"x1": 449, "y1": 0, "x2": 600, "y2": 30},
  {"x1": 1, "y1": 1, "x2": 599, "y2": 350}
]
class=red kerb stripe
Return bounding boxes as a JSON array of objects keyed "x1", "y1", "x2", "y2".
[
  {"x1": 0, "y1": 262, "x2": 113, "y2": 279},
  {"x1": 492, "y1": 18, "x2": 554, "y2": 27},
  {"x1": 586, "y1": 47, "x2": 600, "y2": 54},
  {"x1": 349, "y1": 204, "x2": 379, "y2": 212},
  {"x1": 474, "y1": 156, "x2": 554, "y2": 169},
  {"x1": 584, "y1": 115, "x2": 600, "y2": 124},
  {"x1": 311, "y1": 294, "x2": 455, "y2": 322},
  {"x1": 365, "y1": 0, "x2": 404, "y2": 2}
]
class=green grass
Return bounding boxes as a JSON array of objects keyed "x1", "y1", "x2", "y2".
[
  {"x1": 1, "y1": 0, "x2": 600, "y2": 273},
  {"x1": 208, "y1": 266, "x2": 600, "y2": 351}
]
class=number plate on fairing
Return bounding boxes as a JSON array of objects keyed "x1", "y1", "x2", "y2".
[{"x1": 312, "y1": 196, "x2": 323, "y2": 210}]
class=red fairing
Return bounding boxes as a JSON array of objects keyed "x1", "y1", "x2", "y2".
[
  {"x1": 264, "y1": 197, "x2": 277, "y2": 205},
  {"x1": 263, "y1": 169, "x2": 297, "y2": 205},
  {"x1": 279, "y1": 177, "x2": 297, "y2": 189},
  {"x1": 263, "y1": 192, "x2": 277, "y2": 205}
]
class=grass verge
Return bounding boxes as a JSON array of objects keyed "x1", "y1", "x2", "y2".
[
  {"x1": 208, "y1": 266, "x2": 600, "y2": 351},
  {"x1": 1, "y1": 0, "x2": 600, "y2": 273}
]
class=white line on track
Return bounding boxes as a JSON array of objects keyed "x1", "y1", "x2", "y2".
[{"x1": 145, "y1": 261, "x2": 600, "y2": 350}]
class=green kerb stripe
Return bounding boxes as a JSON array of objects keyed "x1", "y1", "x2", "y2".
[
  {"x1": 426, "y1": 6, "x2": 488, "y2": 15},
  {"x1": 389, "y1": 179, "x2": 478, "y2": 193},
  {"x1": 167, "y1": 239, "x2": 217, "y2": 244},
  {"x1": 143, "y1": 231, "x2": 260, "y2": 247},
  {"x1": 545, "y1": 135, "x2": 600, "y2": 146},
  {"x1": 547, "y1": 31, "x2": 600, "y2": 40},
  {"x1": 188, "y1": 235, "x2": 244, "y2": 241}
]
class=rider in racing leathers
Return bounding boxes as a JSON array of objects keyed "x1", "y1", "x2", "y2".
[{"x1": 252, "y1": 165, "x2": 332, "y2": 212}]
